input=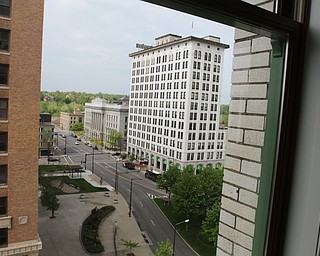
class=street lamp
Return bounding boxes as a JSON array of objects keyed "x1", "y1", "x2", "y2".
[
  {"x1": 91, "y1": 147, "x2": 95, "y2": 173},
  {"x1": 114, "y1": 159, "x2": 119, "y2": 194},
  {"x1": 129, "y1": 178, "x2": 142, "y2": 217},
  {"x1": 64, "y1": 136, "x2": 67, "y2": 154},
  {"x1": 172, "y1": 219, "x2": 189, "y2": 255}
]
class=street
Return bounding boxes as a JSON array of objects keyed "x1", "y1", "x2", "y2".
[{"x1": 53, "y1": 132, "x2": 198, "y2": 255}]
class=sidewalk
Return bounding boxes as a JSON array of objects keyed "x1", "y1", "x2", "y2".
[{"x1": 39, "y1": 170, "x2": 153, "y2": 256}]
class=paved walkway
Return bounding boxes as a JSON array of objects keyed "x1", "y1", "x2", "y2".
[{"x1": 39, "y1": 170, "x2": 153, "y2": 256}]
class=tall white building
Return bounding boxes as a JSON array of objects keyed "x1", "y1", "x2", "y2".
[
  {"x1": 84, "y1": 97, "x2": 129, "y2": 150},
  {"x1": 127, "y1": 34, "x2": 228, "y2": 172}
]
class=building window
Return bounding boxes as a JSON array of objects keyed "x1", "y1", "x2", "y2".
[
  {"x1": 0, "y1": 0, "x2": 10, "y2": 17},
  {"x1": 0, "y1": 64, "x2": 8, "y2": 85},
  {"x1": 0, "y1": 29, "x2": 9, "y2": 51},
  {"x1": 0, "y1": 228, "x2": 7, "y2": 247},
  {"x1": 0, "y1": 99, "x2": 7, "y2": 120},
  {"x1": 0, "y1": 165, "x2": 7, "y2": 185},
  {"x1": 0, "y1": 197, "x2": 6, "y2": 215},
  {"x1": 0, "y1": 132, "x2": 7, "y2": 152}
]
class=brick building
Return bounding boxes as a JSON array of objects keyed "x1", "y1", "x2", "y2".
[
  {"x1": 60, "y1": 110, "x2": 84, "y2": 131},
  {"x1": 0, "y1": 1, "x2": 43, "y2": 255}
]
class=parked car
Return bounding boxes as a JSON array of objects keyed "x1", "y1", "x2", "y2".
[
  {"x1": 112, "y1": 152, "x2": 121, "y2": 156},
  {"x1": 123, "y1": 162, "x2": 135, "y2": 169},
  {"x1": 48, "y1": 157, "x2": 60, "y2": 162},
  {"x1": 74, "y1": 141, "x2": 79, "y2": 145},
  {"x1": 76, "y1": 138, "x2": 81, "y2": 141},
  {"x1": 62, "y1": 134, "x2": 66, "y2": 138}
]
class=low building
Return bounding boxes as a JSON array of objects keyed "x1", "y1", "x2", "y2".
[
  {"x1": 84, "y1": 97, "x2": 129, "y2": 150},
  {"x1": 60, "y1": 110, "x2": 84, "y2": 131}
]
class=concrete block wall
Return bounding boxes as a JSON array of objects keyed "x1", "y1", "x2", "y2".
[{"x1": 216, "y1": 2, "x2": 274, "y2": 255}]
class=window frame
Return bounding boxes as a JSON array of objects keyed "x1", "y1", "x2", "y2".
[{"x1": 143, "y1": 0, "x2": 310, "y2": 255}]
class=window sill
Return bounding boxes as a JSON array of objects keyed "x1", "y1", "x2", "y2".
[
  {"x1": 0, "y1": 185, "x2": 7, "y2": 188},
  {"x1": 0, "y1": 153, "x2": 8, "y2": 157},
  {"x1": 0, "y1": 16, "x2": 11, "y2": 21},
  {"x1": 0, "y1": 215, "x2": 11, "y2": 229},
  {"x1": 0, "y1": 51, "x2": 10, "y2": 56}
]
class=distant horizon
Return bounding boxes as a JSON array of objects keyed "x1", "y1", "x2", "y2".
[{"x1": 41, "y1": 0, "x2": 234, "y2": 104}]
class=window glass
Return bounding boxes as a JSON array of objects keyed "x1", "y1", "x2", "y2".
[
  {"x1": 0, "y1": 228, "x2": 7, "y2": 247},
  {"x1": 0, "y1": 197, "x2": 6, "y2": 215},
  {"x1": 0, "y1": 29, "x2": 9, "y2": 51},
  {"x1": 0, "y1": 165, "x2": 7, "y2": 184},
  {"x1": 0, "y1": 99, "x2": 7, "y2": 120},
  {"x1": 0, "y1": 64, "x2": 8, "y2": 85},
  {"x1": 0, "y1": 132, "x2": 7, "y2": 152},
  {"x1": 0, "y1": 0, "x2": 10, "y2": 17}
]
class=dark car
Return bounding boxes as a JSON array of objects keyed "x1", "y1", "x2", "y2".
[
  {"x1": 123, "y1": 162, "x2": 135, "y2": 170},
  {"x1": 112, "y1": 152, "x2": 121, "y2": 156},
  {"x1": 48, "y1": 157, "x2": 60, "y2": 162}
]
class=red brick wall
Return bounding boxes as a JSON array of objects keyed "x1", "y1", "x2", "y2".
[{"x1": 6, "y1": 0, "x2": 44, "y2": 244}]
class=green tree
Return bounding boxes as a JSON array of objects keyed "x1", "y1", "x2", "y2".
[
  {"x1": 197, "y1": 167, "x2": 224, "y2": 217},
  {"x1": 120, "y1": 153, "x2": 127, "y2": 160},
  {"x1": 107, "y1": 129, "x2": 123, "y2": 150},
  {"x1": 40, "y1": 189, "x2": 60, "y2": 218},
  {"x1": 156, "y1": 239, "x2": 173, "y2": 256},
  {"x1": 172, "y1": 170, "x2": 201, "y2": 218},
  {"x1": 157, "y1": 164, "x2": 180, "y2": 202},
  {"x1": 172, "y1": 166, "x2": 223, "y2": 219},
  {"x1": 70, "y1": 122, "x2": 84, "y2": 132},
  {"x1": 121, "y1": 239, "x2": 140, "y2": 253},
  {"x1": 201, "y1": 201, "x2": 221, "y2": 247}
]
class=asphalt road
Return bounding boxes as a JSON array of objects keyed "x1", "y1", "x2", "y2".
[{"x1": 54, "y1": 133, "x2": 198, "y2": 256}]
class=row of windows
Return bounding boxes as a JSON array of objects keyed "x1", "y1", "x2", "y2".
[
  {"x1": 129, "y1": 91, "x2": 218, "y2": 103},
  {"x1": 186, "y1": 151, "x2": 223, "y2": 161},
  {"x1": 132, "y1": 81, "x2": 190, "y2": 92},
  {"x1": 131, "y1": 71, "x2": 220, "y2": 84},
  {"x1": 193, "y1": 61, "x2": 221, "y2": 72},
  {"x1": 132, "y1": 51, "x2": 221, "y2": 69},
  {"x1": 132, "y1": 61, "x2": 189, "y2": 76}
]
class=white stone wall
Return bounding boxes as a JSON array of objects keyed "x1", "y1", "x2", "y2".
[{"x1": 217, "y1": 18, "x2": 273, "y2": 256}]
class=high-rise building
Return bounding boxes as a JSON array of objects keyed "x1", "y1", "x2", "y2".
[
  {"x1": 0, "y1": 1, "x2": 43, "y2": 255},
  {"x1": 127, "y1": 34, "x2": 228, "y2": 172},
  {"x1": 84, "y1": 97, "x2": 129, "y2": 150}
]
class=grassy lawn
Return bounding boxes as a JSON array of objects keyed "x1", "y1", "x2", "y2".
[
  {"x1": 154, "y1": 198, "x2": 215, "y2": 256},
  {"x1": 39, "y1": 176, "x2": 108, "y2": 195}
]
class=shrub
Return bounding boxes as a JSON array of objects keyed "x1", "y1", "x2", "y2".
[{"x1": 81, "y1": 205, "x2": 115, "y2": 253}]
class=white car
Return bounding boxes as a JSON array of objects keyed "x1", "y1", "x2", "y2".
[{"x1": 74, "y1": 141, "x2": 79, "y2": 145}]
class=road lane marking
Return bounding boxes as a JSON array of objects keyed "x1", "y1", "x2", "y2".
[
  {"x1": 150, "y1": 220, "x2": 155, "y2": 226},
  {"x1": 140, "y1": 202, "x2": 143, "y2": 207},
  {"x1": 68, "y1": 156, "x2": 74, "y2": 164}
]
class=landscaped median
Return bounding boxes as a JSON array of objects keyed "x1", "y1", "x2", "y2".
[
  {"x1": 81, "y1": 206, "x2": 115, "y2": 254},
  {"x1": 154, "y1": 198, "x2": 216, "y2": 256}
]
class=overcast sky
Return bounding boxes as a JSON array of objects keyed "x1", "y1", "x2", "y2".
[{"x1": 41, "y1": 0, "x2": 234, "y2": 103}]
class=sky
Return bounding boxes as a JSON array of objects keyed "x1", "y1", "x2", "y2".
[{"x1": 41, "y1": 0, "x2": 234, "y2": 103}]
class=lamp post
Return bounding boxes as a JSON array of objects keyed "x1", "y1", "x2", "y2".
[
  {"x1": 172, "y1": 219, "x2": 189, "y2": 255},
  {"x1": 129, "y1": 178, "x2": 142, "y2": 217},
  {"x1": 64, "y1": 136, "x2": 67, "y2": 154},
  {"x1": 91, "y1": 147, "x2": 95, "y2": 173},
  {"x1": 114, "y1": 160, "x2": 118, "y2": 194}
]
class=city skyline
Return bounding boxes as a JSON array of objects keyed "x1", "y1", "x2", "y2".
[{"x1": 41, "y1": 0, "x2": 234, "y2": 103}]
